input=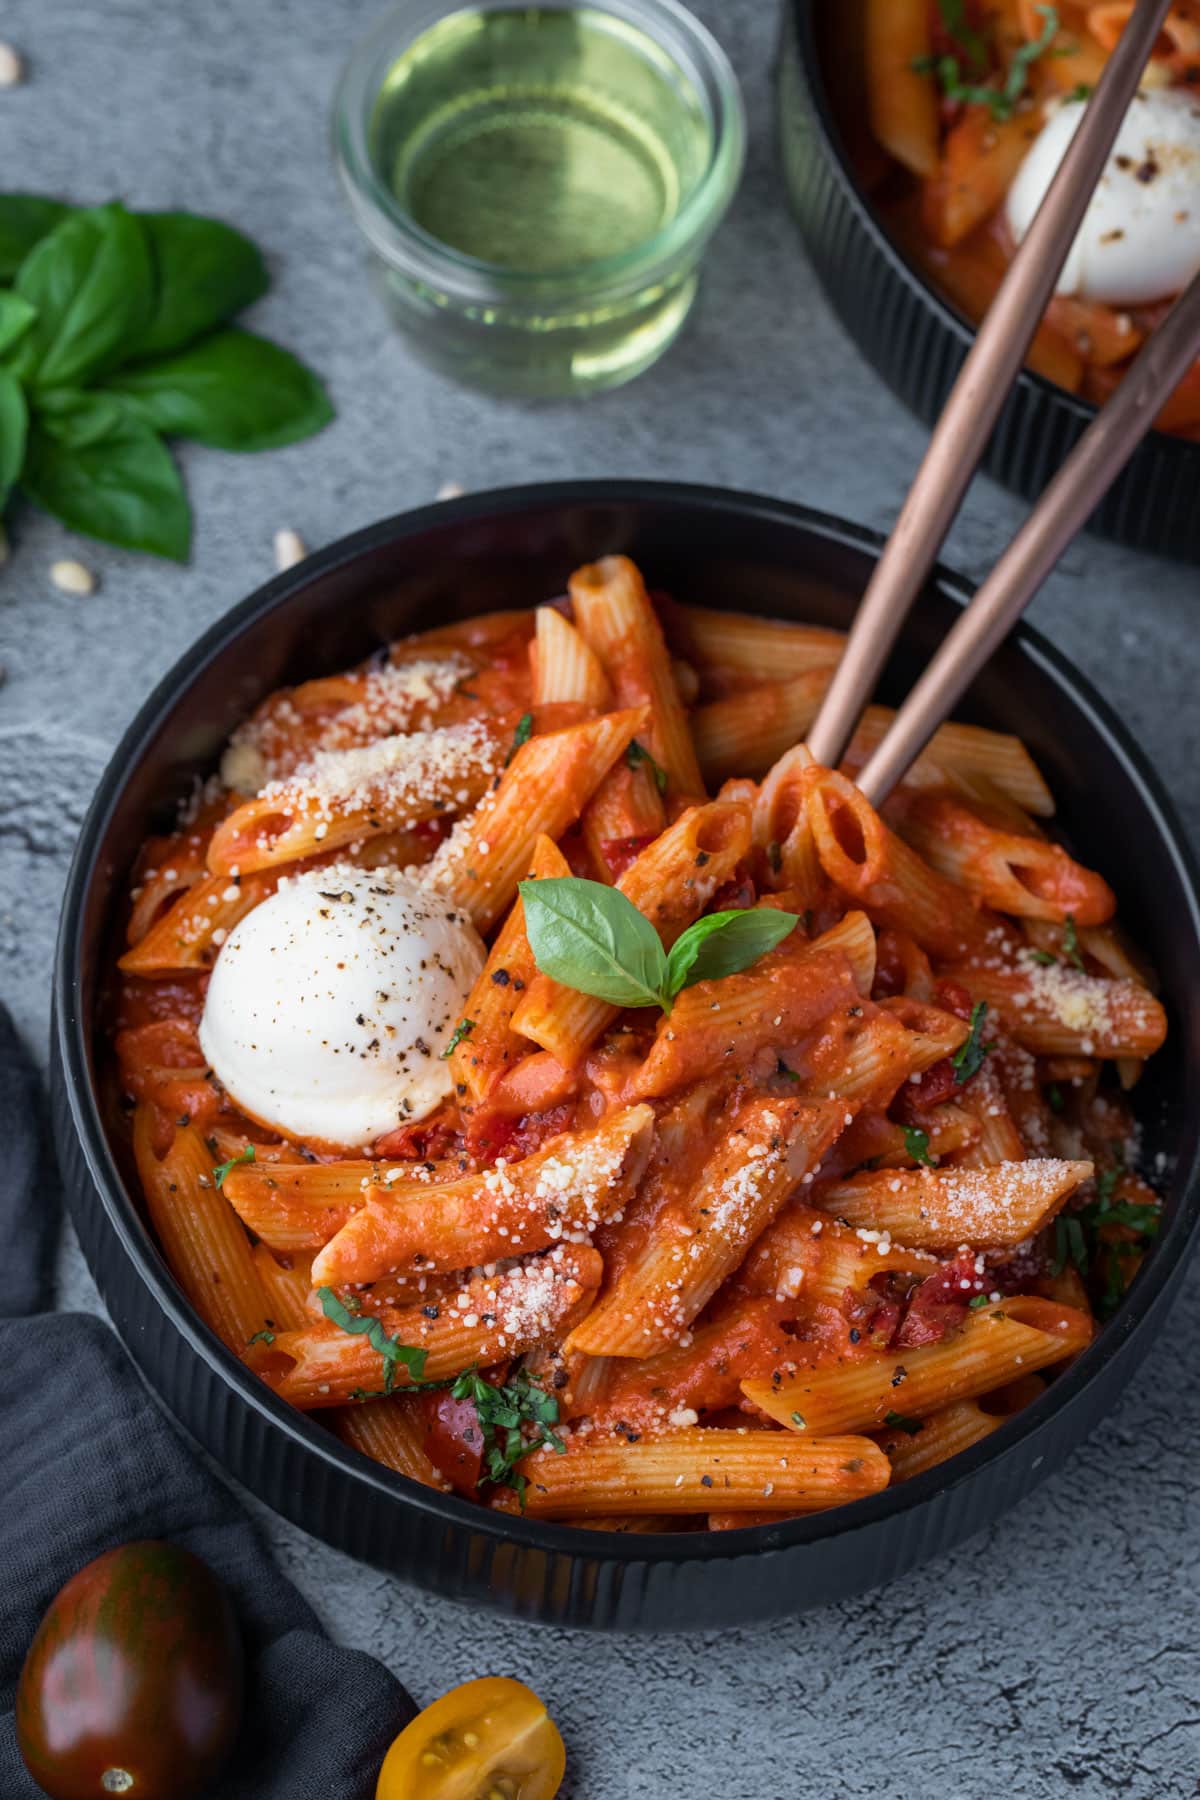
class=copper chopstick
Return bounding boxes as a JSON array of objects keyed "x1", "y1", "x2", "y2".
[
  {"x1": 805, "y1": 0, "x2": 1175, "y2": 771},
  {"x1": 855, "y1": 265, "x2": 1200, "y2": 805}
]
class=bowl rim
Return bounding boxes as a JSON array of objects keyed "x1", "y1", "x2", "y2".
[
  {"x1": 53, "y1": 478, "x2": 1200, "y2": 1569},
  {"x1": 786, "y1": 0, "x2": 1200, "y2": 468}
]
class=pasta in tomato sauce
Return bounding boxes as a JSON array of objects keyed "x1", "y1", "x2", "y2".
[
  {"x1": 852, "y1": 0, "x2": 1200, "y2": 437},
  {"x1": 110, "y1": 557, "x2": 1167, "y2": 1527}
]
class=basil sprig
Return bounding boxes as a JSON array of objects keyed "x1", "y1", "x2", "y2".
[
  {"x1": 0, "y1": 196, "x2": 332, "y2": 558},
  {"x1": 519, "y1": 875, "x2": 799, "y2": 1013}
]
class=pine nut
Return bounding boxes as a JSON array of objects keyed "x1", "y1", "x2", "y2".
[
  {"x1": 0, "y1": 42, "x2": 24, "y2": 87},
  {"x1": 50, "y1": 559, "x2": 97, "y2": 596},
  {"x1": 273, "y1": 527, "x2": 307, "y2": 572}
]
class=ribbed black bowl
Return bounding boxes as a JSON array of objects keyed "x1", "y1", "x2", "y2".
[
  {"x1": 51, "y1": 484, "x2": 1200, "y2": 1630},
  {"x1": 778, "y1": 1, "x2": 1200, "y2": 563}
]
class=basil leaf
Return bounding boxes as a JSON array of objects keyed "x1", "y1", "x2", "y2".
[
  {"x1": 22, "y1": 396, "x2": 190, "y2": 560},
  {"x1": 34, "y1": 386, "x2": 129, "y2": 447},
  {"x1": 103, "y1": 328, "x2": 333, "y2": 451},
  {"x1": 0, "y1": 194, "x2": 72, "y2": 282},
  {"x1": 129, "y1": 211, "x2": 270, "y2": 362},
  {"x1": 14, "y1": 202, "x2": 154, "y2": 390},
  {"x1": 0, "y1": 370, "x2": 28, "y2": 502},
  {"x1": 664, "y1": 907, "x2": 799, "y2": 1000},
  {"x1": 519, "y1": 875, "x2": 667, "y2": 1009},
  {"x1": 0, "y1": 292, "x2": 37, "y2": 357}
]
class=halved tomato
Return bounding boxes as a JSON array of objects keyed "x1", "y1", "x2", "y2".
[{"x1": 376, "y1": 1676, "x2": 565, "y2": 1800}]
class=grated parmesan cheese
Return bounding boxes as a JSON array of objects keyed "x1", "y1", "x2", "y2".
[
  {"x1": 262, "y1": 720, "x2": 497, "y2": 824},
  {"x1": 220, "y1": 652, "x2": 473, "y2": 792},
  {"x1": 1013, "y1": 948, "x2": 1115, "y2": 1039}
]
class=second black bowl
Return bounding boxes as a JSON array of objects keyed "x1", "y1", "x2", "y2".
[
  {"x1": 51, "y1": 483, "x2": 1200, "y2": 1629},
  {"x1": 778, "y1": 0, "x2": 1200, "y2": 564}
]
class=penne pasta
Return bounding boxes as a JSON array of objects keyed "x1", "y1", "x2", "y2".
[
  {"x1": 250, "y1": 1243, "x2": 313, "y2": 1330},
  {"x1": 662, "y1": 599, "x2": 846, "y2": 683},
  {"x1": 512, "y1": 1429, "x2": 891, "y2": 1517},
  {"x1": 743, "y1": 1298, "x2": 1094, "y2": 1435},
  {"x1": 804, "y1": 766, "x2": 992, "y2": 957},
  {"x1": 207, "y1": 722, "x2": 502, "y2": 876},
  {"x1": 753, "y1": 744, "x2": 826, "y2": 901},
  {"x1": 311, "y1": 1104, "x2": 655, "y2": 1287},
  {"x1": 430, "y1": 707, "x2": 646, "y2": 932},
  {"x1": 876, "y1": 1397, "x2": 1005, "y2": 1480},
  {"x1": 120, "y1": 871, "x2": 281, "y2": 974},
  {"x1": 266, "y1": 1243, "x2": 603, "y2": 1408},
  {"x1": 817, "y1": 1159, "x2": 1093, "y2": 1251},
  {"x1": 940, "y1": 956, "x2": 1168, "y2": 1059},
  {"x1": 846, "y1": 708, "x2": 1055, "y2": 818},
  {"x1": 569, "y1": 555, "x2": 706, "y2": 800},
  {"x1": 567, "y1": 1097, "x2": 850, "y2": 1358},
  {"x1": 736, "y1": 1204, "x2": 938, "y2": 1312},
  {"x1": 590, "y1": 1298, "x2": 795, "y2": 1432},
  {"x1": 449, "y1": 833, "x2": 570, "y2": 1105},
  {"x1": 133, "y1": 1108, "x2": 274, "y2": 1356},
  {"x1": 892, "y1": 792, "x2": 1116, "y2": 924},
  {"x1": 531, "y1": 604, "x2": 611, "y2": 708},
  {"x1": 223, "y1": 1158, "x2": 385, "y2": 1253},
  {"x1": 628, "y1": 931, "x2": 868, "y2": 1101},
  {"x1": 333, "y1": 1398, "x2": 449, "y2": 1492},
  {"x1": 692, "y1": 670, "x2": 831, "y2": 786},
  {"x1": 864, "y1": 0, "x2": 940, "y2": 180}
]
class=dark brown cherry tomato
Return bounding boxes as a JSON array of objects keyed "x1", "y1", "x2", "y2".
[{"x1": 15, "y1": 1540, "x2": 244, "y2": 1800}]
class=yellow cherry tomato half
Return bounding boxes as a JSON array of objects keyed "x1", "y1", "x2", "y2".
[{"x1": 376, "y1": 1676, "x2": 565, "y2": 1800}]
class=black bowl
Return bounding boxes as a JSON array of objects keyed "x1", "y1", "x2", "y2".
[
  {"x1": 777, "y1": 1, "x2": 1200, "y2": 564},
  {"x1": 51, "y1": 483, "x2": 1200, "y2": 1630}
]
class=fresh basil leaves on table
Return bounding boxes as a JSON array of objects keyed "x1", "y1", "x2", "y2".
[
  {"x1": 519, "y1": 875, "x2": 800, "y2": 1012},
  {"x1": 0, "y1": 196, "x2": 333, "y2": 560}
]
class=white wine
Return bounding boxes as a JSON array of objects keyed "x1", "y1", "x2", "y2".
[
  {"x1": 354, "y1": 3, "x2": 730, "y2": 394},
  {"x1": 371, "y1": 6, "x2": 711, "y2": 275}
]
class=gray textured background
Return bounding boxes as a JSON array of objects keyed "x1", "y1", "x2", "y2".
[{"x1": 2, "y1": 2, "x2": 1198, "y2": 1796}]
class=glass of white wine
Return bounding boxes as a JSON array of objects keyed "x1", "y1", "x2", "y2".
[{"x1": 333, "y1": 0, "x2": 745, "y2": 397}]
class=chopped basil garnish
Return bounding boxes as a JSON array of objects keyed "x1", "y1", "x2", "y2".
[
  {"x1": 914, "y1": 2, "x2": 1059, "y2": 122},
  {"x1": 626, "y1": 738, "x2": 669, "y2": 795},
  {"x1": 451, "y1": 1367, "x2": 565, "y2": 1507},
  {"x1": 212, "y1": 1143, "x2": 255, "y2": 1188},
  {"x1": 902, "y1": 1124, "x2": 936, "y2": 1168},
  {"x1": 317, "y1": 1286, "x2": 429, "y2": 1393},
  {"x1": 442, "y1": 1016, "x2": 476, "y2": 1059},
  {"x1": 1062, "y1": 913, "x2": 1085, "y2": 972},
  {"x1": 950, "y1": 1000, "x2": 995, "y2": 1084},
  {"x1": 506, "y1": 712, "x2": 533, "y2": 765},
  {"x1": 884, "y1": 1410, "x2": 923, "y2": 1436}
]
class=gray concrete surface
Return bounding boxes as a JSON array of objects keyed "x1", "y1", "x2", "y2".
[{"x1": 2, "y1": 2, "x2": 1198, "y2": 1795}]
